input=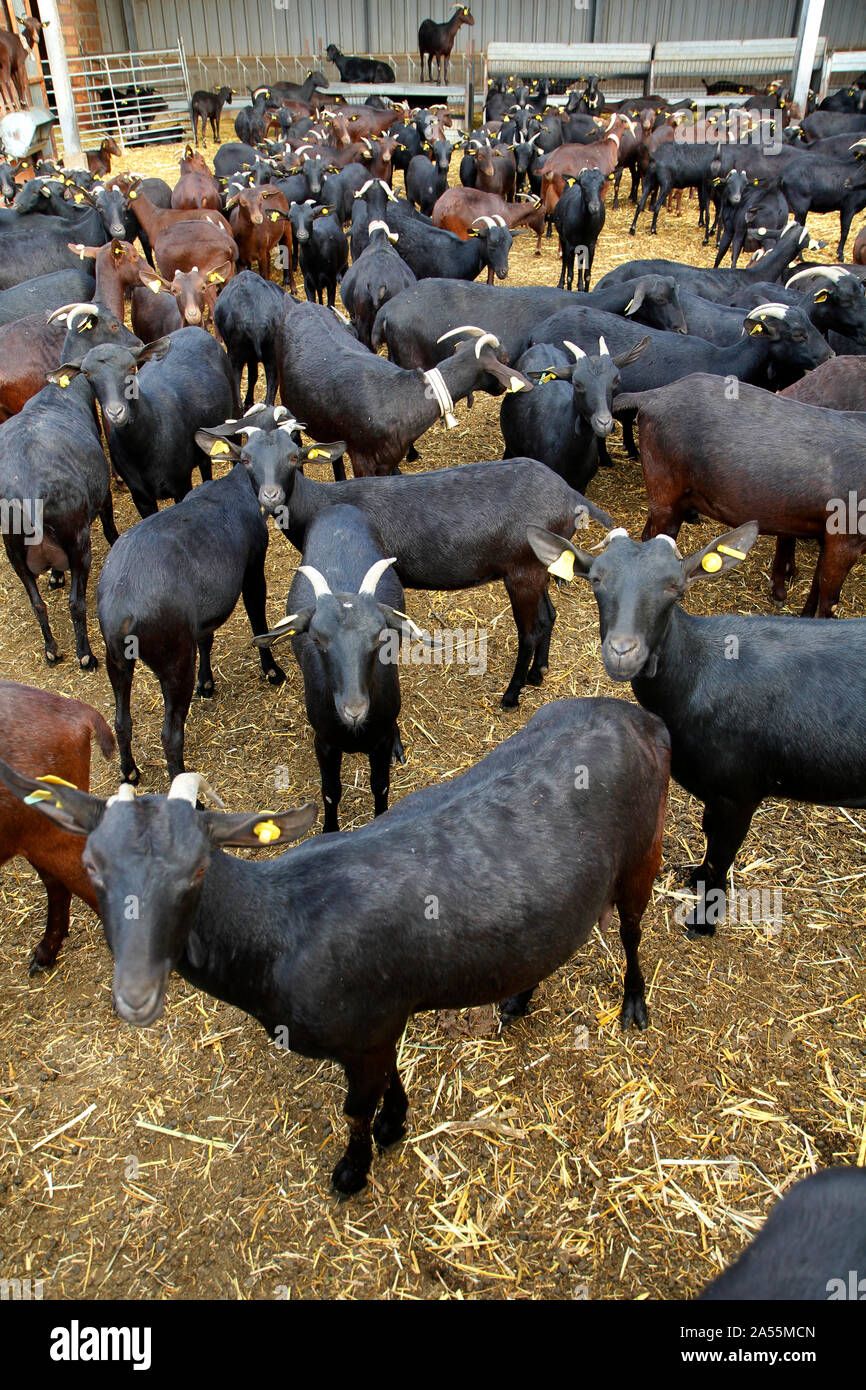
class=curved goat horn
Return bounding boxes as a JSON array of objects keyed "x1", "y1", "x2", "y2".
[
  {"x1": 598, "y1": 335, "x2": 610, "y2": 356},
  {"x1": 298, "y1": 564, "x2": 333, "y2": 598},
  {"x1": 46, "y1": 300, "x2": 97, "y2": 325},
  {"x1": 563, "y1": 340, "x2": 585, "y2": 360},
  {"x1": 359, "y1": 557, "x2": 397, "y2": 596},
  {"x1": 167, "y1": 773, "x2": 226, "y2": 808},
  {"x1": 474, "y1": 332, "x2": 500, "y2": 357},
  {"x1": 436, "y1": 324, "x2": 487, "y2": 342}
]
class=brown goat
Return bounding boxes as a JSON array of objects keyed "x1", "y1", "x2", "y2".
[
  {"x1": 172, "y1": 145, "x2": 222, "y2": 209},
  {"x1": 132, "y1": 259, "x2": 234, "y2": 340},
  {"x1": 227, "y1": 185, "x2": 294, "y2": 288},
  {"x1": 0, "y1": 16, "x2": 42, "y2": 110},
  {"x1": 152, "y1": 218, "x2": 238, "y2": 284},
  {"x1": 542, "y1": 114, "x2": 635, "y2": 217},
  {"x1": 85, "y1": 138, "x2": 121, "y2": 177},
  {"x1": 0, "y1": 680, "x2": 114, "y2": 973},
  {"x1": 433, "y1": 188, "x2": 544, "y2": 253}
]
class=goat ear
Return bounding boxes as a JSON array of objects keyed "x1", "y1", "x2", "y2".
[
  {"x1": 252, "y1": 608, "x2": 316, "y2": 647},
  {"x1": 136, "y1": 336, "x2": 172, "y2": 365},
  {"x1": 681, "y1": 522, "x2": 759, "y2": 586},
  {"x1": 612, "y1": 335, "x2": 650, "y2": 368},
  {"x1": 46, "y1": 362, "x2": 82, "y2": 387},
  {"x1": 202, "y1": 802, "x2": 318, "y2": 848},
  {"x1": 526, "y1": 526, "x2": 593, "y2": 581},
  {"x1": 299, "y1": 441, "x2": 346, "y2": 463},
  {"x1": 0, "y1": 759, "x2": 105, "y2": 836},
  {"x1": 479, "y1": 355, "x2": 534, "y2": 394},
  {"x1": 194, "y1": 428, "x2": 242, "y2": 460},
  {"x1": 378, "y1": 605, "x2": 441, "y2": 650}
]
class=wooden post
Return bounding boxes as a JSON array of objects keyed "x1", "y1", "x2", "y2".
[{"x1": 36, "y1": 0, "x2": 85, "y2": 165}]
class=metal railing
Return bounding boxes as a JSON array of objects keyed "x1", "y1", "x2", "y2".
[
  {"x1": 43, "y1": 41, "x2": 192, "y2": 159},
  {"x1": 187, "y1": 50, "x2": 478, "y2": 101}
]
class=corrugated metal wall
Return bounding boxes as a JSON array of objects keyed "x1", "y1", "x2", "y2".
[{"x1": 90, "y1": 0, "x2": 866, "y2": 62}]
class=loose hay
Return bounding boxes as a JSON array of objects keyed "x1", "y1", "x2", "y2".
[{"x1": 0, "y1": 122, "x2": 864, "y2": 1301}]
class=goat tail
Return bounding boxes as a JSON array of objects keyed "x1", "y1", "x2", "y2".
[{"x1": 87, "y1": 707, "x2": 116, "y2": 761}]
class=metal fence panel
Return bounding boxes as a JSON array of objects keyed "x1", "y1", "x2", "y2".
[{"x1": 43, "y1": 43, "x2": 191, "y2": 159}]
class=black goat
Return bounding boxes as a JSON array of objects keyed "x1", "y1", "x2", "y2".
[
  {"x1": 724, "y1": 265, "x2": 866, "y2": 346},
  {"x1": 287, "y1": 201, "x2": 349, "y2": 307},
  {"x1": 325, "y1": 45, "x2": 395, "y2": 83},
  {"x1": 527, "y1": 521, "x2": 866, "y2": 935},
  {"x1": 46, "y1": 328, "x2": 236, "y2": 518},
  {"x1": 275, "y1": 300, "x2": 532, "y2": 477},
  {"x1": 0, "y1": 694, "x2": 669, "y2": 1193},
  {"x1": 0, "y1": 368, "x2": 116, "y2": 668},
  {"x1": 554, "y1": 168, "x2": 607, "y2": 291},
  {"x1": 779, "y1": 154, "x2": 866, "y2": 260},
  {"x1": 501, "y1": 336, "x2": 649, "y2": 492},
  {"x1": 339, "y1": 220, "x2": 416, "y2": 348},
  {"x1": 256, "y1": 504, "x2": 420, "y2": 830},
  {"x1": 196, "y1": 412, "x2": 610, "y2": 706},
  {"x1": 213, "y1": 270, "x2": 286, "y2": 408},
  {"x1": 419, "y1": 6, "x2": 474, "y2": 84},
  {"x1": 594, "y1": 222, "x2": 811, "y2": 301},
  {"x1": 190, "y1": 87, "x2": 233, "y2": 147},
  {"x1": 97, "y1": 457, "x2": 286, "y2": 784},
  {"x1": 371, "y1": 275, "x2": 687, "y2": 369},
  {"x1": 405, "y1": 141, "x2": 451, "y2": 217},
  {"x1": 629, "y1": 141, "x2": 716, "y2": 235},
  {"x1": 0, "y1": 268, "x2": 95, "y2": 327},
  {"x1": 530, "y1": 300, "x2": 831, "y2": 402},
  {"x1": 350, "y1": 179, "x2": 515, "y2": 283},
  {"x1": 700, "y1": 1168, "x2": 866, "y2": 1300}
]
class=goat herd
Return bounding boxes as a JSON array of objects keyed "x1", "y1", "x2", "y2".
[{"x1": 0, "y1": 55, "x2": 865, "y2": 1302}]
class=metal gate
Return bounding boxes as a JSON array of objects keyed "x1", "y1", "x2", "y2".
[{"x1": 42, "y1": 41, "x2": 192, "y2": 159}]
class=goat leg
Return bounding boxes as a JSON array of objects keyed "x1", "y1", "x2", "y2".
[{"x1": 333, "y1": 1045, "x2": 397, "y2": 1194}]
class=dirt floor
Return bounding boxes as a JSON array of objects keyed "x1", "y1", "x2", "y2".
[{"x1": 0, "y1": 120, "x2": 864, "y2": 1302}]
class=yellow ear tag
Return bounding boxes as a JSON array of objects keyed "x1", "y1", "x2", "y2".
[
  {"x1": 210, "y1": 439, "x2": 230, "y2": 456},
  {"x1": 548, "y1": 550, "x2": 575, "y2": 581},
  {"x1": 701, "y1": 552, "x2": 723, "y2": 573},
  {"x1": 37, "y1": 775, "x2": 78, "y2": 788},
  {"x1": 539, "y1": 371, "x2": 556, "y2": 383},
  {"x1": 716, "y1": 543, "x2": 747, "y2": 560},
  {"x1": 208, "y1": 272, "x2": 224, "y2": 284},
  {"x1": 58, "y1": 374, "x2": 70, "y2": 388},
  {"x1": 508, "y1": 376, "x2": 525, "y2": 392},
  {"x1": 813, "y1": 289, "x2": 829, "y2": 303},
  {"x1": 147, "y1": 280, "x2": 161, "y2": 294},
  {"x1": 748, "y1": 321, "x2": 763, "y2": 335},
  {"x1": 270, "y1": 210, "x2": 280, "y2": 220},
  {"x1": 307, "y1": 448, "x2": 329, "y2": 459},
  {"x1": 24, "y1": 789, "x2": 54, "y2": 805},
  {"x1": 253, "y1": 819, "x2": 281, "y2": 843}
]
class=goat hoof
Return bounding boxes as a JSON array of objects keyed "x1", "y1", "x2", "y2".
[
  {"x1": 331, "y1": 1156, "x2": 369, "y2": 1196},
  {"x1": 629, "y1": 226, "x2": 637, "y2": 236},
  {"x1": 372, "y1": 1113, "x2": 406, "y2": 1151},
  {"x1": 195, "y1": 679, "x2": 215, "y2": 698},
  {"x1": 499, "y1": 994, "x2": 531, "y2": 1022},
  {"x1": 621, "y1": 994, "x2": 648, "y2": 1031},
  {"x1": 685, "y1": 919, "x2": 717, "y2": 940},
  {"x1": 44, "y1": 649, "x2": 62, "y2": 665},
  {"x1": 28, "y1": 950, "x2": 55, "y2": 977},
  {"x1": 48, "y1": 572, "x2": 65, "y2": 589},
  {"x1": 500, "y1": 692, "x2": 520, "y2": 710},
  {"x1": 124, "y1": 767, "x2": 141, "y2": 787},
  {"x1": 265, "y1": 664, "x2": 286, "y2": 686},
  {"x1": 526, "y1": 669, "x2": 544, "y2": 687},
  {"x1": 80, "y1": 653, "x2": 98, "y2": 671}
]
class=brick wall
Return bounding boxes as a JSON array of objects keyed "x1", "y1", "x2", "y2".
[{"x1": 56, "y1": 0, "x2": 105, "y2": 58}]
